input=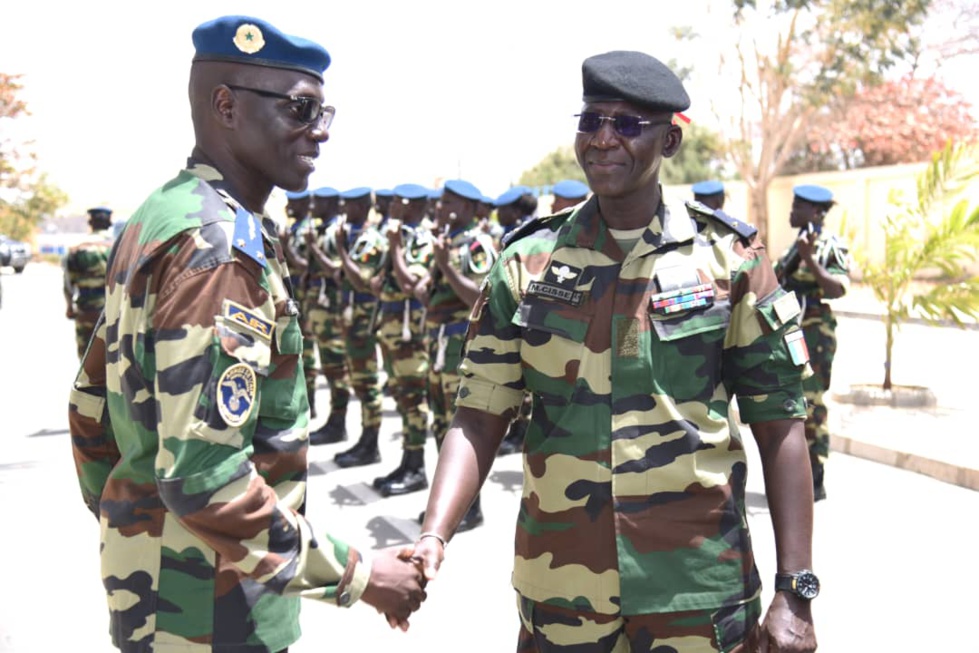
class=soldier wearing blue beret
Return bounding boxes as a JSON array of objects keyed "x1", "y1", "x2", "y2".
[
  {"x1": 68, "y1": 16, "x2": 425, "y2": 653},
  {"x1": 412, "y1": 178, "x2": 498, "y2": 532},
  {"x1": 776, "y1": 184, "x2": 851, "y2": 505},
  {"x1": 415, "y1": 50, "x2": 818, "y2": 653},
  {"x1": 368, "y1": 182, "x2": 438, "y2": 497},
  {"x1": 691, "y1": 179, "x2": 726, "y2": 210},
  {"x1": 550, "y1": 178, "x2": 590, "y2": 212}
]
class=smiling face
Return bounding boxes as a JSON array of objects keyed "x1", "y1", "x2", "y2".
[
  {"x1": 574, "y1": 100, "x2": 681, "y2": 201},
  {"x1": 227, "y1": 68, "x2": 329, "y2": 193}
]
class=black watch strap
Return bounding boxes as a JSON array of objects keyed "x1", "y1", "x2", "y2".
[{"x1": 774, "y1": 570, "x2": 819, "y2": 600}]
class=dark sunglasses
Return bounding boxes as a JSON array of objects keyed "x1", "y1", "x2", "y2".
[
  {"x1": 575, "y1": 112, "x2": 671, "y2": 138},
  {"x1": 227, "y1": 84, "x2": 335, "y2": 129}
]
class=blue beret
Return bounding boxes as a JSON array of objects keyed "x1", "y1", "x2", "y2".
[
  {"x1": 311, "y1": 186, "x2": 337, "y2": 198},
  {"x1": 691, "y1": 180, "x2": 725, "y2": 196},
  {"x1": 374, "y1": 188, "x2": 393, "y2": 198},
  {"x1": 192, "y1": 16, "x2": 331, "y2": 81},
  {"x1": 284, "y1": 190, "x2": 310, "y2": 200},
  {"x1": 794, "y1": 184, "x2": 834, "y2": 205},
  {"x1": 480, "y1": 195, "x2": 496, "y2": 205},
  {"x1": 582, "y1": 50, "x2": 690, "y2": 114},
  {"x1": 87, "y1": 206, "x2": 113, "y2": 215},
  {"x1": 428, "y1": 188, "x2": 443, "y2": 200},
  {"x1": 443, "y1": 179, "x2": 482, "y2": 202},
  {"x1": 340, "y1": 187, "x2": 372, "y2": 200},
  {"x1": 552, "y1": 179, "x2": 589, "y2": 200},
  {"x1": 494, "y1": 185, "x2": 532, "y2": 208},
  {"x1": 393, "y1": 184, "x2": 429, "y2": 201}
]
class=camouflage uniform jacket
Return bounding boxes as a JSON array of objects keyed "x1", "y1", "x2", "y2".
[
  {"x1": 775, "y1": 229, "x2": 851, "y2": 312},
  {"x1": 378, "y1": 222, "x2": 434, "y2": 305},
  {"x1": 425, "y1": 223, "x2": 497, "y2": 333},
  {"x1": 68, "y1": 161, "x2": 370, "y2": 653},
  {"x1": 64, "y1": 229, "x2": 113, "y2": 315},
  {"x1": 457, "y1": 196, "x2": 811, "y2": 616}
]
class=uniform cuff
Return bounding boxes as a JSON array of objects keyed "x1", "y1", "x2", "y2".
[
  {"x1": 456, "y1": 376, "x2": 524, "y2": 417},
  {"x1": 335, "y1": 550, "x2": 371, "y2": 608},
  {"x1": 736, "y1": 387, "x2": 807, "y2": 423}
]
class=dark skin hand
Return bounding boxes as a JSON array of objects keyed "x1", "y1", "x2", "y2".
[
  {"x1": 412, "y1": 406, "x2": 510, "y2": 580},
  {"x1": 751, "y1": 418, "x2": 817, "y2": 653},
  {"x1": 794, "y1": 229, "x2": 845, "y2": 300},
  {"x1": 430, "y1": 232, "x2": 482, "y2": 308},
  {"x1": 359, "y1": 545, "x2": 429, "y2": 631}
]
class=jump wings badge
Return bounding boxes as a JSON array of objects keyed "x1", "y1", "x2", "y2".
[{"x1": 217, "y1": 363, "x2": 257, "y2": 427}]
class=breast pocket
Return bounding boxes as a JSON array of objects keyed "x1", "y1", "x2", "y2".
[
  {"x1": 648, "y1": 300, "x2": 730, "y2": 403},
  {"x1": 514, "y1": 293, "x2": 594, "y2": 402},
  {"x1": 256, "y1": 314, "x2": 306, "y2": 421}
]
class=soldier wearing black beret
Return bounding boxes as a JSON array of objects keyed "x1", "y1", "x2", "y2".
[{"x1": 414, "y1": 50, "x2": 818, "y2": 653}]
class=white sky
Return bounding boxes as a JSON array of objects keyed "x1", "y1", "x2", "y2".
[{"x1": 3, "y1": 0, "x2": 976, "y2": 219}]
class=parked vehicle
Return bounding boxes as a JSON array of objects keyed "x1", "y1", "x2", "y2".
[{"x1": 0, "y1": 235, "x2": 31, "y2": 273}]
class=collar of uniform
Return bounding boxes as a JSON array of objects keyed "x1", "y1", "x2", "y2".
[
  {"x1": 449, "y1": 222, "x2": 480, "y2": 244},
  {"x1": 561, "y1": 194, "x2": 694, "y2": 257}
]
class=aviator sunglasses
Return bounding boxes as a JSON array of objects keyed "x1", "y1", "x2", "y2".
[
  {"x1": 575, "y1": 112, "x2": 672, "y2": 138},
  {"x1": 227, "y1": 84, "x2": 336, "y2": 129}
]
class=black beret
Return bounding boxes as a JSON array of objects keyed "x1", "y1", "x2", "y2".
[{"x1": 582, "y1": 50, "x2": 690, "y2": 114}]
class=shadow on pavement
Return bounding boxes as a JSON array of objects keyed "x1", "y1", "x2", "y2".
[
  {"x1": 488, "y1": 470, "x2": 523, "y2": 494},
  {"x1": 29, "y1": 428, "x2": 69, "y2": 437},
  {"x1": 366, "y1": 515, "x2": 417, "y2": 549}
]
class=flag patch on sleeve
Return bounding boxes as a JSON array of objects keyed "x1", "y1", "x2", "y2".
[{"x1": 784, "y1": 329, "x2": 810, "y2": 366}]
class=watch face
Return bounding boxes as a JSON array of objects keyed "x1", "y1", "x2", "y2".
[{"x1": 796, "y1": 572, "x2": 820, "y2": 599}]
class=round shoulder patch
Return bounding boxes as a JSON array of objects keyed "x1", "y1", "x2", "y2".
[{"x1": 217, "y1": 363, "x2": 257, "y2": 427}]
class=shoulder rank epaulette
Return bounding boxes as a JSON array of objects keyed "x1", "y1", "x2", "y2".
[
  {"x1": 501, "y1": 210, "x2": 568, "y2": 248},
  {"x1": 232, "y1": 207, "x2": 267, "y2": 268},
  {"x1": 685, "y1": 200, "x2": 757, "y2": 241}
]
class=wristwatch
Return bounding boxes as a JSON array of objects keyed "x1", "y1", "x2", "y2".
[{"x1": 774, "y1": 570, "x2": 820, "y2": 600}]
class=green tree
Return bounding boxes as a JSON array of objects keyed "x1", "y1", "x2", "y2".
[
  {"x1": 1, "y1": 73, "x2": 68, "y2": 239},
  {"x1": 858, "y1": 140, "x2": 979, "y2": 390},
  {"x1": 718, "y1": 0, "x2": 930, "y2": 246},
  {"x1": 518, "y1": 146, "x2": 585, "y2": 188}
]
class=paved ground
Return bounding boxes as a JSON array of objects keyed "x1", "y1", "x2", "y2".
[{"x1": 1, "y1": 264, "x2": 976, "y2": 652}]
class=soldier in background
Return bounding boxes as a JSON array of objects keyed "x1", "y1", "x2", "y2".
[
  {"x1": 67, "y1": 16, "x2": 425, "y2": 653},
  {"x1": 332, "y1": 187, "x2": 388, "y2": 467},
  {"x1": 775, "y1": 184, "x2": 851, "y2": 502},
  {"x1": 370, "y1": 183, "x2": 435, "y2": 497},
  {"x1": 691, "y1": 179, "x2": 726, "y2": 211},
  {"x1": 491, "y1": 186, "x2": 539, "y2": 457},
  {"x1": 63, "y1": 206, "x2": 114, "y2": 360},
  {"x1": 301, "y1": 186, "x2": 353, "y2": 444},
  {"x1": 414, "y1": 50, "x2": 818, "y2": 652},
  {"x1": 550, "y1": 178, "x2": 589, "y2": 213},
  {"x1": 374, "y1": 187, "x2": 393, "y2": 227},
  {"x1": 280, "y1": 189, "x2": 322, "y2": 418},
  {"x1": 412, "y1": 179, "x2": 497, "y2": 532}
]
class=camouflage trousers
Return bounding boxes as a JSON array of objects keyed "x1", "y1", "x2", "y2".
[
  {"x1": 516, "y1": 594, "x2": 761, "y2": 653},
  {"x1": 801, "y1": 307, "x2": 837, "y2": 464},
  {"x1": 426, "y1": 326, "x2": 467, "y2": 448},
  {"x1": 306, "y1": 304, "x2": 351, "y2": 417},
  {"x1": 378, "y1": 302, "x2": 430, "y2": 450},
  {"x1": 73, "y1": 312, "x2": 100, "y2": 360},
  {"x1": 344, "y1": 300, "x2": 382, "y2": 430}
]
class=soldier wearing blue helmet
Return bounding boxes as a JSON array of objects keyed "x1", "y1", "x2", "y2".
[
  {"x1": 691, "y1": 179, "x2": 726, "y2": 211},
  {"x1": 775, "y1": 184, "x2": 851, "y2": 503},
  {"x1": 68, "y1": 16, "x2": 425, "y2": 653}
]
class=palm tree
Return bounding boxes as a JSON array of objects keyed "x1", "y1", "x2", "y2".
[{"x1": 858, "y1": 140, "x2": 979, "y2": 390}]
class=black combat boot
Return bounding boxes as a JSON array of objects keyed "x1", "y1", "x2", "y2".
[
  {"x1": 333, "y1": 427, "x2": 380, "y2": 468},
  {"x1": 376, "y1": 449, "x2": 427, "y2": 497},
  {"x1": 456, "y1": 494, "x2": 484, "y2": 533},
  {"x1": 307, "y1": 385, "x2": 317, "y2": 420},
  {"x1": 812, "y1": 459, "x2": 827, "y2": 502},
  {"x1": 497, "y1": 419, "x2": 527, "y2": 457},
  {"x1": 309, "y1": 412, "x2": 347, "y2": 445}
]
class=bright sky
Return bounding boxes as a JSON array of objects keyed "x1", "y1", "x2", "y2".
[{"x1": 3, "y1": 0, "x2": 976, "y2": 219}]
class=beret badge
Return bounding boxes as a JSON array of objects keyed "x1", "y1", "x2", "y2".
[{"x1": 233, "y1": 24, "x2": 265, "y2": 54}]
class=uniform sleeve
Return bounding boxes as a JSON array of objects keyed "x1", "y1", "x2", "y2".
[
  {"x1": 151, "y1": 250, "x2": 370, "y2": 607},
  {"x1": 457, "y1": 256, "x2": 525, "y2": 420},
  {"x1": 823, "y1": 236, "x2": 852, "y2": 296},
  {"x1": 68, "y1": 313, "x2": 121, "y2": 518},
  {"x1": 724, "y1": 244, "x2": 812, "y2": 424}
]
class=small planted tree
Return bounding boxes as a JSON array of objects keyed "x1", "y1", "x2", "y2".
[{"x1": 858, "y1": 140, "x2": 979, "y2": 390}]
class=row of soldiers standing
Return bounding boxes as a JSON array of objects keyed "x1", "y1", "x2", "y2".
[{"x1": 280, "y1": 179, "x2": 588, "y2": 530}]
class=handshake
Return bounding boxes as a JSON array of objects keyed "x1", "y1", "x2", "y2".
[{"x1": 358, "y1": 533, "x2": 447, "y2": 631}]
